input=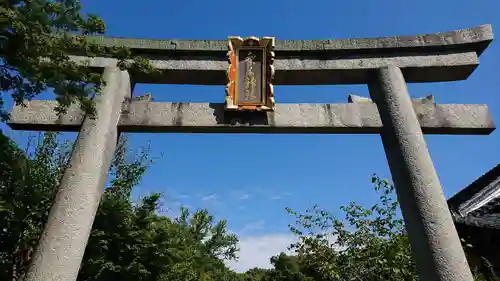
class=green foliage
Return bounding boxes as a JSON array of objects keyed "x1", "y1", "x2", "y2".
[
  {"x1": 245, "y1": 175, "x2": 497, "y2": 281},
  {"x1": 285, "y1": 176, "x2": 416, "y2": 281},
  {"x1": 241, "y1": 268, "x2": 273, "y2": 281},
  {"x1": 3, "y1": 128, "x2": 495, "y2": 281},
  {"x1": 0, "y1": 131, "x2": 238, "y2": 281},
  {"x1": 267, "y1": 253, "x2": 314, "y2": 281},
  {"x1": 0, "y1": 131, "x2": 71, "y2": 280},
  {"x1": 0, "y1": 0, "x2": 158, "y2": 121},
  {"x1": 234, "y1": 176, "x2": 491, "y2": 281},
  {"x1": 81, "y1": 201, "x2": 239, "y2": 281}
]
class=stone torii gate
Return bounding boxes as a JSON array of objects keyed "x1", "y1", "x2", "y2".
[{"x1": 8, "y1": 25, "x2": 496, "y2": 281}]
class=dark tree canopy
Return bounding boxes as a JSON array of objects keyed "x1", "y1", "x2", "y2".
[
  {"x1": 0, "y1": 0, "x2": 155, "y2": 121},
  {"x1": 0, "y1": 131, "x2": 239, "y2": 281}
]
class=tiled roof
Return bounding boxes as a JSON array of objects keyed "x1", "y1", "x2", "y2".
[
  {"x1": 448, "y1": 164, "x2": 500, "y2": 230},
  {"x1": 454, "y1": 197, "x2": 500, "y2": 230},
  {"x1": 448, "y1": 164, "x2": 500, "y2": 210},
  {"x1": 468, "y1": 197, "x2": 500, "y2": 217}
]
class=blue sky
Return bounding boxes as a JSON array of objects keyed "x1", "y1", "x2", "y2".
[{"x1": 1, "y1": 0, "x2": 500, "y2": 272}]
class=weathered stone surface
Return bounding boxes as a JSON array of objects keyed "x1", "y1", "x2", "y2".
[
  {"x1": 83, "y1": 25, "x2": 492, "y2": 55},
  {"x1": 23, "y1": 67, "x2": 132, "y2": 281},
  {"x1": 68, "y1": 25, "x2": 494, "y2": 85},
  {"x1": 369, "y1": 65, "x2": 474, "y2": 281},
  {"x1": 71, "y1": 52, "x2": 479, "y2": 84},
  {"x1": 348, "y1": 94, "x2": 435, "y2": 104},
  {"x1": 8, "y1": 100, "x2": 495, "y2": 135}
]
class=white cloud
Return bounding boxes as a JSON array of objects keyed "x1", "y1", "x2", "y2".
[
  {"x1": 170, "y1": 201, "x2": 193, "y2": 210},
  {"x1": 251, "y1": 188, "x2": 292, "y2": 201},
  {"x1": 240, "y1": 220, "x2": 266, "y2": 234},
  {"x1": 238, "y1": 193, "x2": 251, "y2": 200},
  {"x1": 201, "y1": 194, "x2": 219, "y2": 203},
  {"x1": 225, "y1": 230, "x2": 341, "y2": 273},
  {"x1": 230, "y1": 190, "x2": 252, "y2": 200},
  {"x1": 226, "y1": 233, "x2": 297, "y2": 273},
  {"x1": 175, "y1": 193, "x2": 190, "y2": 199}
]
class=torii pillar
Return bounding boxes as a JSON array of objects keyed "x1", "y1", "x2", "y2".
[
  {"x1": 21, "y1": 67, "x2": 132, "y2": 281},
  {"x1": 369, "y1": 65, "x2": 477, "y2": 281}
]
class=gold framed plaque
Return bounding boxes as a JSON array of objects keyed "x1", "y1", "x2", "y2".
[{"x1": 225, "y1": 36, "x2": 275, "y2": 111}]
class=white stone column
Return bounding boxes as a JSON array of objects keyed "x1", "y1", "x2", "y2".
[
  {"x1": 368, "y1": 65, "x2": 474, "y2": 281},
  {"x1": 24, "y1": 67, "x2": 131, "y2": 281}
]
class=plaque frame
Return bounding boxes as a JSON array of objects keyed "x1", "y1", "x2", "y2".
[{"x1": 225, "y1": 36, "x2": 276, "y2": 111}]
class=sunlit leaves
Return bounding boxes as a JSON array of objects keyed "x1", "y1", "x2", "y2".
[
  {"x1": 0, "y1": 132, "x2": 240, "y2": 281},
  {"x1": 0, "y1": 132, "x2": 71, "y2": 280},
  {"x1": 0, "y1": 0, "x2": 159, "y2": 121},
  {"x1": 280, "y1": 177, "x2": 498, "y2": 281},
  {"x1": 284, "y1": 176, "x2": 417, "y2": 281}
]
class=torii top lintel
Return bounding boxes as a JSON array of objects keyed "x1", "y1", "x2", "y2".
[
  {"x1": 83, "y1": 25, "x2": 493, "y2": 55},
  {"x1": 70, "y1": 24, "x2": 493, "y2": 85}
]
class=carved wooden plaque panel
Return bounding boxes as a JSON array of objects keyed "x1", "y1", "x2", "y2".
[{"x1": 225, "y1": 36, "x2": 275, "y2": 111}]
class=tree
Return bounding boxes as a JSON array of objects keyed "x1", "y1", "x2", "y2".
[
  {"x1": 79, "y1": 136, "x2": 239, "y2": 281},
  {"x1": 286, "y1": 176, "x2": 416, "y2": 281},
  {"x1": 0, "y1": 132, "x2": 240, "y2": 281},
  {"x1": 279, "y1": 176, "x2": 498, "y2": 281},
  {"x1": 267, "y1": 253, "x2": 313, "y2": 281},
  {"x1": 80, "y1": 202, "x2": 239, "y2": 281},
  {"x1": 0, "y1": 131, "x2": 72, "y2": 281},
  {"x1": 0, "y1": 0, "x2": 155, "y2": 121},
  {"x1": 240, "y1": 267, "x2": 274, "y2": 281}
]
